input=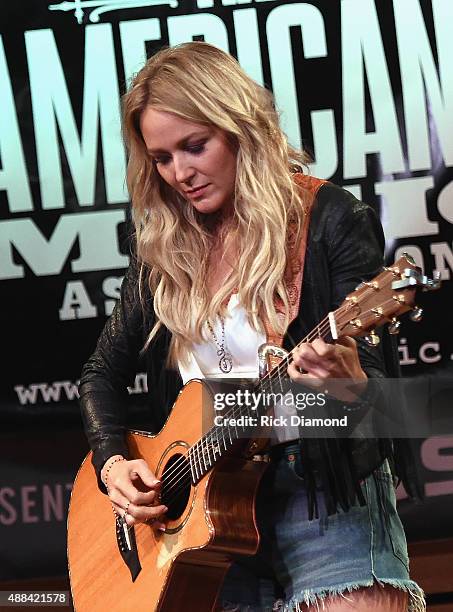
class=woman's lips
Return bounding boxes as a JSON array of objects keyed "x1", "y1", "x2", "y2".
[{"x1": 185, "y1": 184, "x2": 210, "y2": 198}]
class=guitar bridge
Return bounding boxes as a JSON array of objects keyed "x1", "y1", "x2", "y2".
[{"x1": 115, "y1": 517, "x2": 142, "y2": 582}]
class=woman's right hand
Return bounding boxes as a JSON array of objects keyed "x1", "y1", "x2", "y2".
[{"x1": 101, "y1": 455, "x2": 168, "y2": 531}]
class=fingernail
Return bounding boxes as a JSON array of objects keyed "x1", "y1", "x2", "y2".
[
  {"x1": 159, "y1": 526, "x2": 166, "y2": 532},
  {"x1": 152, "y1": 480, "x2": 161, "y2": 486}
]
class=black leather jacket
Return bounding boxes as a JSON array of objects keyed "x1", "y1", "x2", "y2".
[{"x1": 79, "y1": 182, "x2": 404, "y2": 515}]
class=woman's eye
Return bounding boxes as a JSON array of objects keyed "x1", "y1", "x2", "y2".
[
  {"x1": 187, "y1": 142, "x2": 206, "y2": 154},
  {"x1": 154, "y1": 156, "x2": 170, "y2": 166},
  {"x1": 152, "y1": 140, "x2": 206, "y2": 164}
]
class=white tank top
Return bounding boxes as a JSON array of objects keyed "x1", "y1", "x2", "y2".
[
  {"x1": 177, "y1": 294, "x2": 299, "y2": 443},
  {"x1": 178, "y1": 294, "x2": 264, "y2": 383}
]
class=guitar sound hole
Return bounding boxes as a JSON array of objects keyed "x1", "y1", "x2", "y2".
[{"x1": 161, "y1": 453, "x2": 191, "y2": 520}]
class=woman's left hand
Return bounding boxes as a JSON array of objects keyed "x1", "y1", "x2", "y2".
[{"x1": 287, "y1": 337, "x2": 367, "y2": 402}]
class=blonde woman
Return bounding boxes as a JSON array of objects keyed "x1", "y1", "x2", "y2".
[{"x1": 79, "y1": 42, "x2": 424, "y2": 611}]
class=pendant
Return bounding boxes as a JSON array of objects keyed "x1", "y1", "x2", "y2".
[{"x1": 219, "y1": 350, "x2": 233, "y2": 373}]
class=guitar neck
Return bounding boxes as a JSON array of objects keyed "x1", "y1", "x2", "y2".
[
  {"x1": 187, "y1": 317, "x2": 334, "y2": 484},
  {"x1": 186, "y1": 254, "x2": 440, "y2": 484}
]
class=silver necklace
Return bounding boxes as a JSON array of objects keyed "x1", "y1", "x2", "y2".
[{"x1": 206, "y1": 317, "x2": 233, "y2": 374}]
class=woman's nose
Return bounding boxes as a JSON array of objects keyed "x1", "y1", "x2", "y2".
[{"x1": 173, "y1": 153, "x2": 195, "y2": 184}]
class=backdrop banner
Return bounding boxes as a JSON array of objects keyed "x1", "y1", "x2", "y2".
[{"x1": 0, "y1": 0, "x2": 451, "y2": 580}]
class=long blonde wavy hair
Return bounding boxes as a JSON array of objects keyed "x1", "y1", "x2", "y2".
[{"x1": 122, "y1": 42, "x2": 310, "y2": 366}]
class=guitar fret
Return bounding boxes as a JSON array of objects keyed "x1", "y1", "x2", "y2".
[
  {"x1": 188, "y1": 450, "x2": 196, "y2": 483},
  {"x1": 200, "y1": 439, "x2": 206, "y2": 474},
  {"x1": 198, "y1": 450, "x2": 205, "y2": 477},
  {"x1": 206, "y1": 439, "x2": 212, "y2": 468},
  {"x1": 205, "y1": 440, "x2": 212, "y2": 468},
  {"x1": 216, "y1": 430, "x2": 222, "y2": 456},
  {"x1": 194, "y1": 444, "x2": 201, "y2": 481},
  {"x1": 278, "y1": 361, "x2": 284, "y2": 394},
  {"x1": 213, "y1": 430, "x2": 221, "y2": 458},
  {"x1": 207, "y1": 436, "x2": 213, "y2": 466},
  {"x1": 202, "y1": 444, "x2": 208, "y2": 472}
]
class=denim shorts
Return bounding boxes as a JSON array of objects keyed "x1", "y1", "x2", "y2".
[{"x1": 218, "y1": 443, "x2": 425, "y2": 611}]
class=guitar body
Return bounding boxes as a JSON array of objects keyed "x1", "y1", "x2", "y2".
[{"x1": 68, "y1": 380, "x2": 268, "y2": 612}]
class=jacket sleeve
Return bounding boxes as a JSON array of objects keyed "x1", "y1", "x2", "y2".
[
  {"x1": 79, "y1": 259, "x2": 150, "y2": 490},
  {"x1": 322, "y1": 184, "x2": 388, "y2": 380}
]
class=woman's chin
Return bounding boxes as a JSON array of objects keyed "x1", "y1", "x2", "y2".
[
  {"x1": 191, "y1": 196, "x2": 234, "y2": 218},
  {"x1": 191, "y1": 200, "x2": 224, "y2": 215}
]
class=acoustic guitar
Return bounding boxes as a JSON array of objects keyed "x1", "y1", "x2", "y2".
[{"x1": 67, "y1": 255, "x2": 438, "y2": 611}]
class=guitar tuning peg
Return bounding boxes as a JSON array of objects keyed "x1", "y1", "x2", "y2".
[
  {"x1": 364, "y1": 330, "x2": 380, "y2": 347},
  {"x1": 388, "y1": 318, "x2": 401, "y2": 335},
  {"x1": 410, "y1": 306, "x2": 423, "y2": 322}
]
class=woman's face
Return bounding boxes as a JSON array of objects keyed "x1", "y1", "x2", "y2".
[{"x1": 140, "y1": 108, "x2": 237, "y2": 216}]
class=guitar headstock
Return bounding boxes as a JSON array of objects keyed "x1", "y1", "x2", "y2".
[{"x1": 334, "y1": 254, "x2": 441, "y2": 345}]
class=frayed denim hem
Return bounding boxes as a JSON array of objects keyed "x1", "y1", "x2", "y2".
[{"x1": 278, "y1": 578, "x2": 425, "y2": 611}]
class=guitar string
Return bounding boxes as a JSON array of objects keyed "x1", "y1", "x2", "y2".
[
  {"x1": 160, "y1": 288, "x2": 392, "y2": 505},
  {"x1": 160, "y1": 298, "x2": 375, "y2": 506},
  {"x1": 158, "y1": 294, "x2": 375, "y2": 504},
  {"x1": 157, "y1": 281, "x2": 404, "y2": 509},
  {"x1": 158, "y1": 302, "x2": 358, "y2": 504},
  {"x1": 158, "y1": 307, "x2": 340, "y2": 494}
]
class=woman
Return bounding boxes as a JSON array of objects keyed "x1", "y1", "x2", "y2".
[{"x1": 79, "y1": 42, "x2": 424, "y2": 611}]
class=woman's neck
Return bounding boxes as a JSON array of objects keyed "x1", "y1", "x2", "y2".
[{"x1": 206, "y1": 226, "x2": 237, "y2": 298}]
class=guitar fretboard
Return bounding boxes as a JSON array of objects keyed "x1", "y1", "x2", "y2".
[{"x1": 187, "y1": 317, "x2": 334, "y2": 484}]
